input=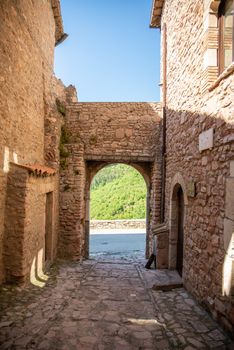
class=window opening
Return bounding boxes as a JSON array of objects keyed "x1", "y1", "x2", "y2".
[{"x1": 218, "y1": 0, "x2": 234, "y2": 73}]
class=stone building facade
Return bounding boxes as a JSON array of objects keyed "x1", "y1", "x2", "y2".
[
  {"x1": 151, "y1": 0, "x2": 234, "y2": 332},
  {"x1": 0, "y1": 0, "x2": 68, "y2": 283}
]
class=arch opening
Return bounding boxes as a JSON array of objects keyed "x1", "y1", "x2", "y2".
[
  {"x1": 85, "y1": 163, "x2": 149, "y2": 261},
  {"x1": 169, "y1": 183, "x2": 185, "y2": 276}
]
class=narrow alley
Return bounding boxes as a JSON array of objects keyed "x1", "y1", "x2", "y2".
[{"x1": 0, "y1": 259, "x2": 233, "y2": 349}]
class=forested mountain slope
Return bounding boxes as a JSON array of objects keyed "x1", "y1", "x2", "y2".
[{"x1": 90, "y1": 164, "x2": 147, "y2": 220}]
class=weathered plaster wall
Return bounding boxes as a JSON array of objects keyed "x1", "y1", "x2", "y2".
[
  {"x1": 161, "y1": 0, "x2": 234, "y2": 331},
  {"x1": 0, "y1": 0, "x2": 66, "y2": 283},
  {"x1": 59, "y1": 102, "x2": 162, "y2": 260}
]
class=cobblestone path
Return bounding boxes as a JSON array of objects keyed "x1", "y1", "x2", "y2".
[{"x1": 0, "y1": 260, "x2": 233, "y2": 349}]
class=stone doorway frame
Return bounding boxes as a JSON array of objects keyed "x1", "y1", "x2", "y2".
[
  {"x1": 84, "y1": 161, "x2": 151, "y2": 259},
  {"x1": 169, "y1": 173, "x2": 188, "y2": 273},
  {"x1": 45, "y1": 191, "x2": 54, "y2": 265}
]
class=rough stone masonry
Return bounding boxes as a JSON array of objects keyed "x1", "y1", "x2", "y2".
[
  {"x1": 59, "y1": 102, "x2": 162, "y2": 260},
  {"x1": 0, "y1": 0, "x2": 233, "y2": 339},
  {"x1": 0, "y1": 0, "x2": 67, "y2": 284},
  {"x1": 151, "y1": 0, "x2": 234, "y2": 333}
]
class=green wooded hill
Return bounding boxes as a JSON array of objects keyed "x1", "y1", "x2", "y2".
[{"x1": 90, "y1": 164, "x2": 147, "y2": 220}]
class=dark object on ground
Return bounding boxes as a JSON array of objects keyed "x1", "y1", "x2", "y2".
[
  {"x1": 152, "y1": 283, "x2": 183, "y2": 291},
  {"x1": 145, "y1": 254, "x2": 156, "y2": 269}
]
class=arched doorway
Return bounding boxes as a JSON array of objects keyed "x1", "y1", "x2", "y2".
[
  {"x1": 169, "y1": 175, "x2": 187, "y2": 276},
  {"x1": 85, "y1": 162, "x2": 150, "y2": 260},
  {"x1": 176, "y1": 186, "x2": 184, "y2": 276}
]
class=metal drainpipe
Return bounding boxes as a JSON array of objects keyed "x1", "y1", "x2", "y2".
[{"x1": 160, "y1": 23, "x2": 167, "y2": 223}]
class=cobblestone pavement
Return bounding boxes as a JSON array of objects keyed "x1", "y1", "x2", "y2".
[{"x1": 0, "y1": 259, "x2": 233, "y2": 349}]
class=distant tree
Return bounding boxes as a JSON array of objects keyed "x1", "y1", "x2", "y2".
[{"x1": 90, "y1": 164, "x2": 146, "y2": 220}]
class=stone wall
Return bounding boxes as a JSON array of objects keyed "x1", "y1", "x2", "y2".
[
  {"x1": 59, "y1": 102, "x2": 162, "y2": 259},
  {"x1": 0, "y1": 0, "x2": 66, "y2": 283},
  {"x1": 90, "y1": 219, "x2": 146, "y2": 232},
  {"x1": 65, "y1": 102, "x2": 161, "y2": 162},
  {"x1": 160, "y1": 0, "x2": 234, "y2": 332},
  {"x1": 4, "y1": 165, "x2": 58, "y2": 283}
]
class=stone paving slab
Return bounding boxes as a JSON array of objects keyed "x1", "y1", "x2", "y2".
[
  {"x1": 0, "y1": 259, "x2": 233, "y2": 349},
  {"x1": 140, "y1": 267, "x2": 183, "y2": 290}
]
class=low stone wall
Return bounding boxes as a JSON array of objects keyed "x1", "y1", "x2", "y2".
[{"x1": 90, "y1": 219, "x2": 146, "y2": 231}]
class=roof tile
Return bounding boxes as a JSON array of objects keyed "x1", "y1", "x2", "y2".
[
  {"x1": 150, "y1": 0, "x2": 165, "y2": 28},
  {"x1": 11, "y1": 163, "x2": 56, "y2": 176}
]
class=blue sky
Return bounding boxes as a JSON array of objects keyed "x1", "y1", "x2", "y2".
[{"x1": 54, "y1": 0, "x2": 161, "y2": 102}]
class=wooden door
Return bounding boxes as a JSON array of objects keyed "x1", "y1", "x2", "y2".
[
  {"x1": 45, "y1": 192, "x2": 53, "y2": 263},
  {"x1": 176, "y1": 187, "x2": 184, "y2": 276}
]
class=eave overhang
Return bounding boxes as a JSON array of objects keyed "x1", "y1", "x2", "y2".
[
  {"x1": 51, "y1": 0, "x2": 68, "y2": 46},
  {"x1": 10, "y1": 163, "x2": 56, "y2": 177},
  {"x1": 150, "y1": 0, "x2": 165, "y2": 28}
]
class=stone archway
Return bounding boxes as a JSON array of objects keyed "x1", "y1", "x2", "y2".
[
  {"x1": 59, "y1": 102, "x2": 162, "y2": 260},
  {"x1": 169, "y1": 173, "x2": 188, "y2": 274},
  {"x1": 84, "y1": 161, "x2": 151, "y2": 259}
]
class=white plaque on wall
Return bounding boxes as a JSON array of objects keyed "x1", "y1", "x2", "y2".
[{"x1": 199, "y1": 128, "x2": 214, "y2": 152}]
